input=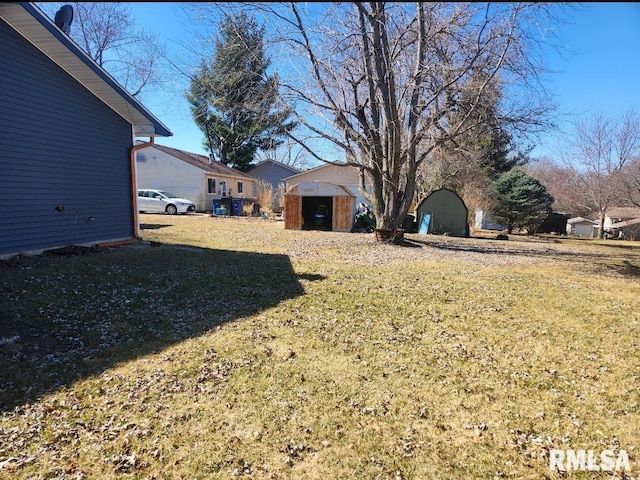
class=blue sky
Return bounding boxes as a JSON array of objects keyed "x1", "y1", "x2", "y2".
[{"x1": 126, "y1": 2, "x2": 640, "y2": 163}]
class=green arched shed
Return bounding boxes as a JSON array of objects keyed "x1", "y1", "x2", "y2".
[{"x1": 416, "y1": 188, "x2": 469, "y2": 237}]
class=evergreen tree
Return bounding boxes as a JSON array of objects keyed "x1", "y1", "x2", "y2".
[
  {"x1": 450, "y1": 72, "x2": 530, "y2": 180},
  {"x1": 186, "y1": 12, "x2": 296, "y2": 172},
  {"x1": 491, "y1": 167, "x2": 554, "y2": 234}
]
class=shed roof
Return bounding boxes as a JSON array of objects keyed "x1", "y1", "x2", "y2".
[
  {"x1": 249, "y1": 159, "x2": 302, "y2": 175},
  {"x1": 0, "y1": 2, "x2": 172, "y2": 137},
  {"x1": 285, "y1": 181, "x2": 355, "y2": 197},
  {"x1": 417, "y1": 188, "x2": 467, "y2": 212},
  {"x1": 567, "y1": 217, "x2": 597, "y2": 225}
]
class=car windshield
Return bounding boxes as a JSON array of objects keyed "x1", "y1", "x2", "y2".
[{"x1": 157, "y1": 191, "x2": 178, "y2": 198}]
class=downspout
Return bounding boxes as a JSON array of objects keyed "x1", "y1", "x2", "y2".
[{"x1": 130, "y1": 137, "x2": 155, "y2": 239}]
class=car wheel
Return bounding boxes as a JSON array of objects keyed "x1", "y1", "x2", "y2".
[{"x1": 166, "y1": 204, "x2": 178, "y2": 215}]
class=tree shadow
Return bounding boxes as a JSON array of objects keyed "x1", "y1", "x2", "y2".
[
  {"x1": 622, "y1": 260, "x2": 640, "y2": 277},
  {"x1": 0, "y1": 243, "x2": 323, "y2": 411},
  {"x1": 140, "y1": 223, "x2": 171, "y2": 230},
  {"x1": 407, "y1": 236, "x2": 609, "y2": 258},
  {"x1": 406, "y1": 235, "x2": 640, "y2": 278}
]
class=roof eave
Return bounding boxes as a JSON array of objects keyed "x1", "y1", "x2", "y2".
[{"x1": 1, "y1": 2, "x2": 172, "y2": 138}]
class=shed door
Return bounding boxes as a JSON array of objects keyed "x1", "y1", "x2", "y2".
[
  {"x1": 333, "y1": 196, "x2": 353, "y2": 232},
  {"x1": 285, "y1": 195, "x2": 302, "y2": 230},
  {"x1": 419, "y1": 213, "x2": 431, "y2": 234}
]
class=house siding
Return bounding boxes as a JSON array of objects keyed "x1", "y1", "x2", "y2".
[
  {"x1": 248, "y1": 161, "x2": 300, "y2": 191},
  {"x1": 136, "y1": 145, "x2": 257, "y2": 212},
  {"x1": 1, "y1": 17, "x2": 135, "y2": 256},
  {"x1": 287, "y1": 165, "x2": 360, "y2": 185},
  {"x1": 136, "y1": 150, "x2": 205, "y2": 209}
]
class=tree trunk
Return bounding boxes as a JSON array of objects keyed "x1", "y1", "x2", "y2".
[{"x1": 598, "y1": 211, "x2": 606, "y2": 239}]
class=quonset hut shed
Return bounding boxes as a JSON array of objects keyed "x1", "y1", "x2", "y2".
[
  {"x1": 416, "y1": 188, "x2": 469, "y2": 237},
  {"x1": 284, "y1": 182, "x2": 356, "y2": 232}
]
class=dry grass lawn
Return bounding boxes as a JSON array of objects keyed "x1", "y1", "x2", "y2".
[{"x1": 1, "y1": 213, "x2": 640, "y2": 479}]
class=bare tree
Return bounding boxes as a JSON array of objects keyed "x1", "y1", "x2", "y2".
[
  {"x1": 218, "y1": 2, "x2": 560, "y2": 232},
  {"x1": 38, "y1": 2, "x2": 164, "y2": 97},
  {"x1": 621, "y1": 155, "x2": 640, "y2": 206},
  {"x1": 557, "y1": 110, "x2": 640, "y2": 237},
  {"x1": 525, "y1": 156, "x2": 589, "y2": 217}
]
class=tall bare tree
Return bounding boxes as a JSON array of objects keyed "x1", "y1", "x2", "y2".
[
  {"x1": 217, "y1": 2, "x2": 559, "y2": 232},
  {"x1": 620, "y1": 156, "x2": 640, "y2": 206},
  {"x1": 525, "y1": 157, "x2": 589, "y2": 217},
  {"x1": 38, "y1": 2, "x2": 164, "y2": 97},
  {"x1": 558, "y1": 110, "x2": 640, "y2": 237}
]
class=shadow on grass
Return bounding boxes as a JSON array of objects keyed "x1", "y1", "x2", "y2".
[
  {"x1": 405, "y1": 236, "x2": 640, "y2": 278},
  {"x1": 0, "y1": 242, "x2": 322, "y2": 411},
  {"x1": 140, "y1": 223, "x2": 172, "y2": 230},
  {"x1": 622, "y1": 260, "x2": 640, "y2": 277},
  {"x1": 405, "y1": 236, "x2": 608, "y2": 258}
]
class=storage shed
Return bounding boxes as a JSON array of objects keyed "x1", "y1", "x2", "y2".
[
  {"x1": 284, "y1": 182, "x2": 356, "y2": 232},
  {"x1": 567, "y1": 217, "x2": 596, "y2": 237},
  {"x1": 416, "y1": 188, "x2": 469, "y2": 237}
]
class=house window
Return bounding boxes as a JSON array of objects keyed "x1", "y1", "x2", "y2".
[
  {"x1": 237, "y1": 181, "x2": 244, "y2": 194},
  {"x1": 208, "y1": 178, "x2": 216, "y2": 194}
]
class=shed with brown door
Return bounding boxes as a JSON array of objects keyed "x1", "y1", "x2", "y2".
[{"x1": 284, "y1": 182, "x2": 356, "y2": 232}]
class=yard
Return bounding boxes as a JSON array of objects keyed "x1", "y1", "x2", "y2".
[{"x1": 1, "y1": 214, "x2": 639, "y2": 479}]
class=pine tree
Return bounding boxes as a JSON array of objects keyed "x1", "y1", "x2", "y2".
[
  {"x1": 187, "y1": 12, "x2": 296, "y2": 171},
  {"x1": 491, "y1": 168, "x2": 554, "y2": 234},
  {"x1": 449, "y1": 72, "x2": 530, "y2": 181}
]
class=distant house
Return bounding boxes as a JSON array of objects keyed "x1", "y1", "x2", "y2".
[
  {"x1": 247, "y1": 159, "x2": 301, "y2": 192},
  {"x1": 604, "y1": 207, "x2": 640, "y2": 240},
  {"x1": 0, "y1": 2, "x2": 172, "y2": 259},
  {"x1": 566, "y1": 217, "x2": 596, "y2": 238},
  {"x1": 135, "y1": 144, "x2": 257, "y2": 213},
  {"x1": 416, "y1": 189, "x2": 469, "y2": 237},
  {"x1": 604, "y1": 207, "x2": 640, "y2": 230},
  {"x1": 282, "y1": 163, "x2": 372, "y2": 232}
]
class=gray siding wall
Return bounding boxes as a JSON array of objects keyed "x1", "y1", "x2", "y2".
[
  {"x1": 249, "y1": 163, "x2": 298, "y2": 191},
  {"x1": 0, "y1": 19, "x2": 135, "y2": 256}
]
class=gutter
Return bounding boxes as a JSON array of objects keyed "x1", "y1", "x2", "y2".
[{"x1": 130, "y1": 137, "x2": 155, "y2": 239}]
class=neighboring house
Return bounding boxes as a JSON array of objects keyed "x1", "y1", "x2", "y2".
[
  {"x1": 603, "y1": 207, "x2": 640, "y2": 230},
  {"x1": 566, "y1": 217, "x2": 597, "y2": 238},
  {"x1": 135, "y1": 144, "x2": 257, "y2": 212},
  {"x1": 604, "y1": 207, "x2": 640, "y2": 240},
  {"x1": 283, "y1": 163, "x2": 372, "y2": 232},
  {"x1": 247, "y1": 159, "x2": 301, "y2": 192},
  {"x1": 416, "y1": 188, "x2": 469, "y2": 237},
  {"x1": 0, "y1": 2, "x2": 172, "y2": 259}
]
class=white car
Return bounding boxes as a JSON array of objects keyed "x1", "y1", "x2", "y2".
[{"x1": 137, "y1": 189, "x2": 196, "y2": 215}]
